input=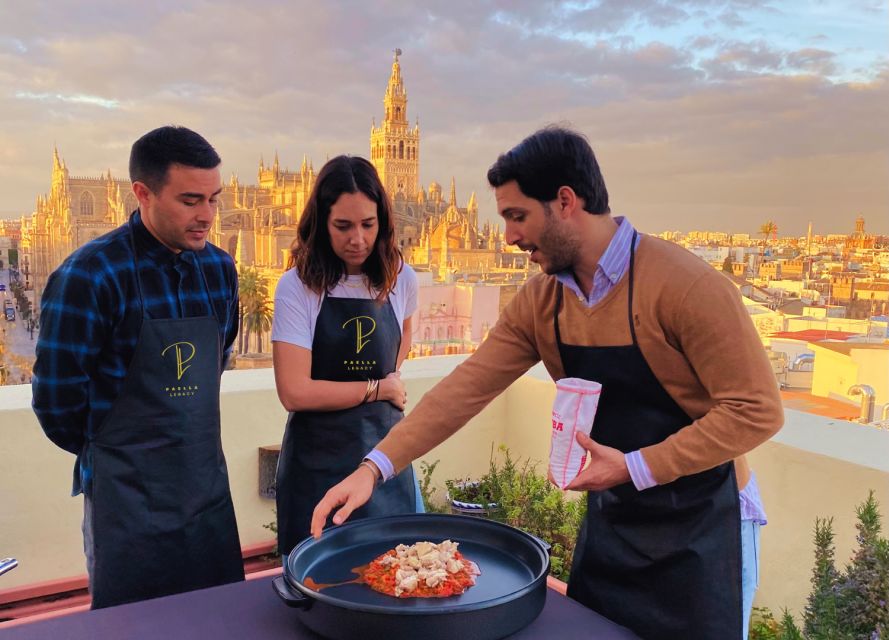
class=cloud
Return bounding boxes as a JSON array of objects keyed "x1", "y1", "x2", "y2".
[
  {"x1": 0, "y1": 0, "x2": 885, "y2": 235},
  {"x1": 15, "y1": 91, "x2": 120, "y2": 109}
]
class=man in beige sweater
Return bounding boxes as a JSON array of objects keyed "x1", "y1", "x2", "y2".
[{"x1": 312, "y1": 127, "x2": 783, "y2": 640}]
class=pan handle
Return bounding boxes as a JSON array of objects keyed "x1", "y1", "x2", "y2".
[
  {"x1": 273, "y1": 576, "x2": 313, "y2": 610},
  {"x1": 528, "y1": 534, "x2": 551, "y2": 553}
]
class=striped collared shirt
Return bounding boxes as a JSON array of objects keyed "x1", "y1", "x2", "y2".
[
  {"x1": 555, "y1": 216, "x2": 766, "y2": 524},
  {"x1": 32, "y1": 211, "x2": 239, "y2": 496}
]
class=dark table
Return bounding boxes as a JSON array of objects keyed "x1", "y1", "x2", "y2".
[{"x1": 1, "y1": 575, "x2": 640, "y2": 639}]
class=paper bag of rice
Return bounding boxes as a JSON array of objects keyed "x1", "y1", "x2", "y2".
[{"x1": 550, "y1": 378, "x2": 602, "y2": 489}]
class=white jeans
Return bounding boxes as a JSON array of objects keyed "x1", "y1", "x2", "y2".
[{"x1": 741, "y1": 520, "x2": 761, "y2": 640}]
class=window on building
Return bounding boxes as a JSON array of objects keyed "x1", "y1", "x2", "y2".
[
  {"x1": 80, "y1": 192, "x2": 95, "y2": 217},
  {"x1": 399, "y1": 141, "x2": 404, "y2": 159}
]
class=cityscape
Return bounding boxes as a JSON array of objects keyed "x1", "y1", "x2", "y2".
[
  {"x1": 1, "y1": 1, "x2": 887, "y2": 634},
  {"x1": 2, "y1": 52, "x2": 886, "y2": 390}
]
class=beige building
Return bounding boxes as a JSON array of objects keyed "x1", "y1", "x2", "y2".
[
  {"x1": 9, "y1": 50, "x2": 522, "y2": 328},
  {"x1": 810, "y1": 341, "x2": 889, "y2": 410}
]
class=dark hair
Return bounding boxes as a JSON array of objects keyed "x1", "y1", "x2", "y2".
[
  {"x1": 129, "y1": 126, "x2": 221, "y2": 193},
  {"x1": 486, "y1": 126, "x2": 609, "y2": 214},
  {"x1": 289, "y1": 155, "x2": 401, "y2": 301}
]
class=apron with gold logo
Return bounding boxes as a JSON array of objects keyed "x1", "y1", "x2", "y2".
[
  {"x1": 85, "y1": 220, "x2": 244, "y2": 609},
  {"x1": 275, "y1": 293, "x2": 416, "y2": 555}
]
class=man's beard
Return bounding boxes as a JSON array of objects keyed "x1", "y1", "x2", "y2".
[{"x1": 538, "y1": 203, "x2": 578, "y2": 274}]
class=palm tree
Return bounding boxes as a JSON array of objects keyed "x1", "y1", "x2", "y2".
[
  {"x1": 243, "y1": 295, "x2": 273, "y2": 353},
  {"x1": 237, "y1": 266, "x2": 272, "y2": 353},
  {"x1": 759, "y1": 220, "x2": 778, "y2": 250}
]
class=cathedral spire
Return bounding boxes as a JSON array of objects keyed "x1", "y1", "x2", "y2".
[
  {"x1": 449, "y1": 177, "x2": 457, "y2": 207},
  {"x1": 384, "y1": 48, "x2": 407, "y2": 125},
  {"x1": 370, "y1": 49, "x2": 419, "y2": 202}
]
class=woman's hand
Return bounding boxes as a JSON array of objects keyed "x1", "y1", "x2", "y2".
[{"x1": 378, "y1": 371, "x2": 406, "y2": 410}]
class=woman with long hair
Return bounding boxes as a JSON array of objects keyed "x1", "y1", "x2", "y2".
[{"x1": 271, "y1": 155, "x2": 420, "y2": 553}]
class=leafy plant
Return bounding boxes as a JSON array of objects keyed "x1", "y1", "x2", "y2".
[
  {"x1": 750, "y1": 608, "x2": 805, "y2": 640},
  {"x1": 444, "y1": 445, "x2": 586, "y2": 582},
  {"x1": 238, "y1": 266, "x2": 272, "y2": 353},
  {"x1": 778, "y1": 609, "x2": 805, "y2": 640},
  {"x1": 751, "y1": 606, "x2": 781, "y2": 640},
  {"x1": 495, "y1": 457, "x2": 586, "y2": 582},
  {"x1": 263, "y1": 509, "x2": 280, "y2": 558},
  {"x1": 804, "y1": 518, "x2": 841, "y2": 639},
  {"x1": 417, "y1": 459, "x2": 448, "y2": 513},
  {"x1": 444, "y1": 444, "x2": 516, "y2": 509},
  {"x1": 752, "y1": 491, "x2": 889, "y2": 640},
  {"x1": 835, "y1": 490, "x2": 889, "y2": 639}
]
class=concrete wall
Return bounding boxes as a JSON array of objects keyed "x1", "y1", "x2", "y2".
[
  {"x1": 2, "y1": 356, "x2": 888, "y2": 621},
  {"x1": 750, "y1": 409, "x2": 889, "y2": 615},
  {"x1": 0, "y1": 358, "x2": 521, "y2": 590},
  {"x1": 854, "y1": 348, "x2": 889, "y2": 407},
  {"x1": 811, "y1": 343, "x2": 861, "y2": 401}
]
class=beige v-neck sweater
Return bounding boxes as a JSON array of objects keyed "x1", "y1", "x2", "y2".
[{"x1": 378, "y1": 234, "x2": 783, "y2": 490}]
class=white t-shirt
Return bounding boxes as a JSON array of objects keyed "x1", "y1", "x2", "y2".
[{"x1": 271, "y1": 264, "x2": 418, "y2": 350}]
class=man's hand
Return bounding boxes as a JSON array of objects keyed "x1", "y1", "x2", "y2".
[
  {"x1": 564, "y1": 432, "x2": 631, "y2": 492},
  {"x1": 310, "y1": 464, "x2": 376, "y2": 538}
]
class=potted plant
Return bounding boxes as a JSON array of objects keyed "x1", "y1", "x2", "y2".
[
  {"x1": 438, "y1": 445, "x2": 586, "y2": 583},
  {"x1": 444, "y1": 444, "x2": 516, "y2": 517},
  {"x1": 445, "y1": 479, "x2": 499, "y2": 516}
]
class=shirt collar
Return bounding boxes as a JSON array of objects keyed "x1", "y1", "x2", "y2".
[
  {"x1": 597, "y1": 216, "x2": 635, "y2": 284},
  {"x1": 130, "y1": 210, "x2": 188, "y2": 265},
  {"x1": 554, "y1": 216, "x2": 636, "y2": 288}
]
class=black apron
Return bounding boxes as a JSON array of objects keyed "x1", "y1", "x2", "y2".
[
  {"x1": 276, "y1": 291, "x2": 416, "y2": 555},
  {"x1": 85, "y1": 220, "x2": 244, "y2": 609},
  {"x1": 562, "y1": 233, "x2": 742, "y2": 640}
]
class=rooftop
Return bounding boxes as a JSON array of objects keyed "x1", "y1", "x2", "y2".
[{"x1": 1, "y1": 356, "x2": 887, "y2": 629}]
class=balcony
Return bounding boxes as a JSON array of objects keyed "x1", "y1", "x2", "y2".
[{"x1": 1, "y1": 355, "x2": 887, "y2": 622}]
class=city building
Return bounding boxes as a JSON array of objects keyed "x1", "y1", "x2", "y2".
[{"x1": 3, "y1": 50, "x2": 528, "y2": 361}]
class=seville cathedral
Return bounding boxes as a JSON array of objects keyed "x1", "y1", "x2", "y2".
[{"x1": 6, "y1": 49, "x2": 528, "y2": 314}]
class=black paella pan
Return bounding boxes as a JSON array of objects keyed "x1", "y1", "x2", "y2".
[{"x1": 273, "y1": 513, "x2": 551, "y2": 640}]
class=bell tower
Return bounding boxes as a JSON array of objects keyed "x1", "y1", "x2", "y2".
[{"x1": 370, "y1": 48, "x2": 420, "y2": 201}]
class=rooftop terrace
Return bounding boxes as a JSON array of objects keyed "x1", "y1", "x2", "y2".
[{"x1": 1, "y1": 355, "x2": 887, "y2": 625}]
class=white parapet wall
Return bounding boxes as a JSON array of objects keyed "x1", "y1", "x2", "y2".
[{"x1": 1, "y1": 355, "x2": 887, "y2": 620}]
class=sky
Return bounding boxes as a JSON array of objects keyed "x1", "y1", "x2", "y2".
[{"x1": 0, "y1": 0, "x2": 886, "y2": 236}]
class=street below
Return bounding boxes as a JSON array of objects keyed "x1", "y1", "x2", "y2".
[{"x1": 0, "y1": 269, "x2": 36, "y2": 385}]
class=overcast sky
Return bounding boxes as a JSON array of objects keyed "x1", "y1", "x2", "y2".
[{"x1": 1, "y1": 0, "x2": 886, "y2": 236}]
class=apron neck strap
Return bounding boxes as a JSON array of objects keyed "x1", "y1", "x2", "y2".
[
  {"x1": 127, "y1": 213, "x2": 218, "y2": 321},
  {"x1": 553, "y1": 230, "x2": 640, "y2": 347},
  {"x1": 127, "y1": 214, "x2": 147, "y2": 317},
  {"x1": 627, "y1": 230, "x2": 638, "y2": 345}
]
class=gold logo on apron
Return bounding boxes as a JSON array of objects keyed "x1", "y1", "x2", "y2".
[
  {"x1": 342, "y1": 316, "x2": 376, "y2": 354},
  {"x1": 161, "y1": 341, "x2": 197, "y2": 380}
]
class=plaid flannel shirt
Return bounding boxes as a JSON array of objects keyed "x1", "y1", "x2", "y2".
[{"x1": 32, "y1": 211, "x2": 238, "y2": 495}]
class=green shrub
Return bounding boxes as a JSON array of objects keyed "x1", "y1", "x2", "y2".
[
  {"x1": 754, "y1": 491, "x2": 889, "y2": 639},
  {"x1": 834, "y1": 490, "x2": 889, "y2": 638},
  {"x1": 417, "y1": 459, "x2": 448, "y2": 513},
  {"x1": 750, "y1": 607, "x2": 805, "y2": 640},
  {"x1": 804, "y1": 517, "x2": 841, "y2": 638},
  {"x1": 443, "y1": 445, "x2": 585, "y2": 582},
  {"x1": 750, "y1": 606, "x2": 780, "y2": 640}
]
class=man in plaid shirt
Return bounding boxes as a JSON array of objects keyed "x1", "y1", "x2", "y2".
[{"x1": 32, "y1": 126, "x2": 245, "y2": 608}]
